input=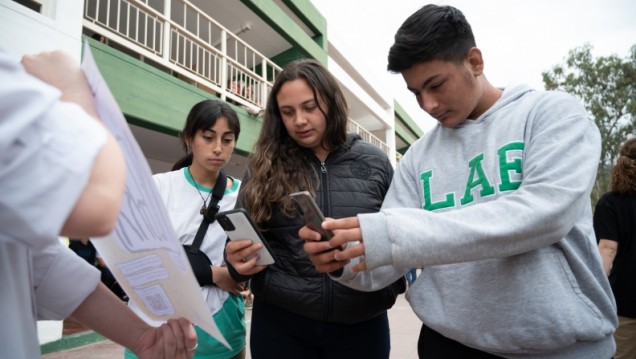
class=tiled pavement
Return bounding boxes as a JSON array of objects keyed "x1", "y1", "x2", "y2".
[{"x1": 41, "y1": 293, "x2": 421, "y2": 359}]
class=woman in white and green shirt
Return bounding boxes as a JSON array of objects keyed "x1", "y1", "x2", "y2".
[{"x1": 126, "y1": 99, "x2": 246, "y2": 359}]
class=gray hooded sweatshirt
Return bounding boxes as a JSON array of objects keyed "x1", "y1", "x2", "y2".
[{"x1": 337, "y1": 84, "x2": 617, "y2": 358}]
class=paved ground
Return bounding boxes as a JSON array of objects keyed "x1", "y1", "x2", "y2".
[{"x1": 42, "y1": 293, "x2": 421, "y2": 359}]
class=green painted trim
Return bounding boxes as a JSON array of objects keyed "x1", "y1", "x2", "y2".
[
  {"x1": 394, "y1": 100, "x2": 424, "y2": 137},
  {"x1": 282, "y1": 0, "x2": 327, "y2": 47},
  {"x1": 40, "y1": 331, "x2": 106, "y2": 354},
  {"x1": 241, "y1": 0, "x2": 327, "y2": 64},
  {"x1": 83, "y1": 36, "x2": 262, "y2": 155},
  {"x1": 395, "y1": 122, "x2": 418, "y2": 145}
]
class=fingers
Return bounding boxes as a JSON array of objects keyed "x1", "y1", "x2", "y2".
[
  {"x1": 232, "y1": 283, "x2": 245, "y2": 295},
  {"x1": 334, "y1": 243, "x2": 368, "y2": 272},
  {"x1": 226, "y1": 240, "x2": 261, "y2": 262},
  {"x1": 21, "y1": 50, "x2": 82, "y2": 91},
  {"x1": 298, "y1": 225, "x2": 322, "y2": 242},
  {"x1": 302, "y1": 239, "x2": 334, "y2": 255},
  {"x1": 302, "y1": 240, "x2": 348, "y2": 273},
  {"x1": 157, "y1": 320, "x2": 176, "y2": 359},
  {"x1": 225, "y1": 240, "x2": 267, "y2": 275},
  {"x1": 324, "y1": 219, "x2": 364, "y2": 253},
  {"x1": 164, "y1": 318, "x2": 197, "y2": 359},
  {"x1": 179, "y1": 318, "x2": 198, "y2": 358},
  {"x1": 322, "y1": 216, "x2": 361, "y2": 231},
  {"x1": 333, "y1": 242, "x2": 364, "y2": 261},
  {"x1": 215, "y1": 267, "x2": 251, "y2": 294},
  {"x1": 299, "y1": 217, "x2": 368, "y2": 273},
  {"x1": 234, "y1": 255, "x2": 267, "y2": 276},
  {"x1": 21, "y1": 50, "x2": 98, "y2": 120}
]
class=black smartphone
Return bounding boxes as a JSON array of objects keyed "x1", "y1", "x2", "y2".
[
  {"x1": 289, "y1": 191, "x2": 334, "y2": 241},
  {"x1": 215, "y1": 208, "x2": 275, "y2": 265}
]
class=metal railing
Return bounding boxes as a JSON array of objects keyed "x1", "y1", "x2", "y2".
[
  {"x1": 83, "y1": 0, "x2": 390, "y2": 157},
  {"x1": 347, "y1": 121, "x2": 390, "y2": 154}
]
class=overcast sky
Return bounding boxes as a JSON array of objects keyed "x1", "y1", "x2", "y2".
[{"x1": 312, "y1": 0, "x2": 636, "y2": 132}]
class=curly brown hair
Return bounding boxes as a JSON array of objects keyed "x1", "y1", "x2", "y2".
[
  {"x1": 610, "y1": 138, "x2": 636, "y2": 195},
  {"x1": 239, "y1": 59, "x2": 349, "y2": 225}
]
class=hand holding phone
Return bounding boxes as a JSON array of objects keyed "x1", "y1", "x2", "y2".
[
  {"x1": 289, "y1": 191, "x2": 334, "y2": 241},
  {"x1": 216, "y1": 208, "x2": 275, "y2": 266}
]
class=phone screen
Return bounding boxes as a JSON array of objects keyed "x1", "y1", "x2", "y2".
[{"x1": 289, "y1": 191, "x2": 334, "y2": 241}]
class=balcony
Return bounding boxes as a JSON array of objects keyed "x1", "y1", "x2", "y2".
[{"x1": 83, "y1": 0, "x2": 390, "y2": 156}]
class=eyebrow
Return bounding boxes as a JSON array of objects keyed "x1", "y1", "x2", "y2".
[
  {"x1": 203, "y1": 128, "x2": 235, "y2": 136},
  {"x1": 407, "y1": 74, "x2": 441, "y2": 93},
  {"x1": 279, "y1": 99, "x2": 317, "y2": 108}
]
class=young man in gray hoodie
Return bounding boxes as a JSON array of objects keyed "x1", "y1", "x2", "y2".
[{"x1": 298, "y1": 4, "x2": 617, "y2": 359}]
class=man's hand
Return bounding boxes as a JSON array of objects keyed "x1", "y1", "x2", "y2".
[{"x1": 299, "y1": 216, "x2": 368, "y2": 273}]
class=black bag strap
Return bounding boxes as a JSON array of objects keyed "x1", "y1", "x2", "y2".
[{"x1": 188, "y1": 171, "x2": 226, "y2": 253}]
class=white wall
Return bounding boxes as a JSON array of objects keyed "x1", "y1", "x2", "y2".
[{"x1": 0, "y1": 0, "x2": 84, "y2": 60}]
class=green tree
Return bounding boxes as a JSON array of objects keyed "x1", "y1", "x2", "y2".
[{"x1": 542, "y1": 44, "x2": 636, "y2": 204}]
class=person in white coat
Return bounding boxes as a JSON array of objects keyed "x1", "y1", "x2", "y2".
[{"x1": 0, "y1": 49, "x2": 197, "y2": 359}]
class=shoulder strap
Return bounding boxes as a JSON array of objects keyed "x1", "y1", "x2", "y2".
[{"x1": 188, "y1": 171, "x2": 227, "y2": 253}]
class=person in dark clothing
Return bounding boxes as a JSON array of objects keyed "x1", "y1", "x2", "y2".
[
  {"x1": 594, "y1": 138, "x2": 636, "y2": 359},
  {"x1": 224, "y1": 59, "x2": 404, "y2": 358},
  {"x1": 69, "y1": 238, "x2": 128, "y2": 302}
]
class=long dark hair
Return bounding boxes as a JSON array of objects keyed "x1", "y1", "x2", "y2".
[
  {"x1": 239, "y1": 59, "x2": 349, "y2": 224},
  {"x1": 610, "y1": 138, "x2": 636, "y2": 195},
  {"x1": 172, "y1": 99, "x2": 240, "y2": 170}
]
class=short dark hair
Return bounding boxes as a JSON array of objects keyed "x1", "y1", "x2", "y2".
[{"x1": 387, "y1": 4, "x2": 476, "y2": 73}]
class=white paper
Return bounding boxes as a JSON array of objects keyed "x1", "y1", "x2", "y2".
[{"x1": 80, "y1": 42, "x2": 229, "y2": 349}]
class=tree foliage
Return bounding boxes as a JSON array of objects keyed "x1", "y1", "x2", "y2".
[{"x1": 542, "y1": 44, "x2": 636, "y2": 204}]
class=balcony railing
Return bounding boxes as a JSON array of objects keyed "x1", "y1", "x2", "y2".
[{"x1": 83, "y1": 0, "x2": 390, "y2": 157}]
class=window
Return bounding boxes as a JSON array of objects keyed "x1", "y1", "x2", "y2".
[{"x1": 12, "y1": 0, "x2": 42, "y2": 13}]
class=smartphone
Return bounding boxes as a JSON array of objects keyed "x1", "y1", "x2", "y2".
[
  {"x1": 215, "y1": 208, "x2": 275, "y2": 266},
  {"x1": 289, "y1": 191, "x2": 334, "y2": 241}
]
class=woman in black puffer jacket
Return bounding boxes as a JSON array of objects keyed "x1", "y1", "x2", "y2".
[{"x1": 225, "y1": 59, "x2": 405, "y2": 359}]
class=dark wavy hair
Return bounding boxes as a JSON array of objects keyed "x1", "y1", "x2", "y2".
[
  {"x1": 388, "y1": 4, "x2": 475, "y2": 73},
  {"x1": 239, "y1": 59, "x2": 349, "y2": 224},
  {"x1": 610, "y1": 138, "x2": 636, "y2": 195},
  {"x1": 172, "y1": 99, "x2": 240, "y2": 170}
]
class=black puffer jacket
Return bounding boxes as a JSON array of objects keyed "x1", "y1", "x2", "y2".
[{"x1": 231, "y1": 134, "x2": 405, "y2": 324}]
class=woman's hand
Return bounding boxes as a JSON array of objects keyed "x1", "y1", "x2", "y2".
[
  {"x1": 225, "y1": 240, "x2": 267, "y2": 275},
  {"x1": 212, "y1": 266, "x2": 245, "y2": 295}
]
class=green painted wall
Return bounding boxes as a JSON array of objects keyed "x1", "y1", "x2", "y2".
[
  {"x1": 85, "y1": 37, "x2": 261, "y2": 153},
  {"x1": 241, "y1": 0, "x2": 327, "y2": 65}
]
